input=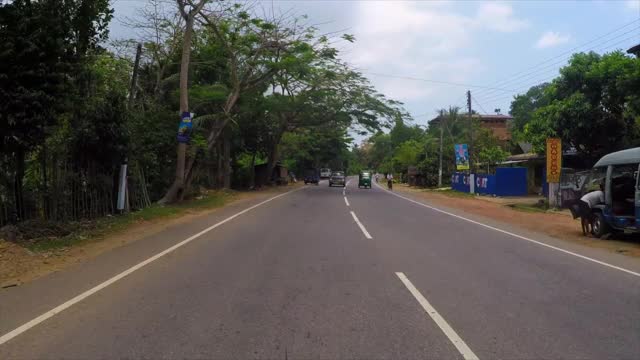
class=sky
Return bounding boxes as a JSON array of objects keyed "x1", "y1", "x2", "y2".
[{"x1": 110, "y1": 0, "x2": 640, "y2": 130}]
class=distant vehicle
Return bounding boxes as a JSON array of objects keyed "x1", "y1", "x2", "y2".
[
  {"x1": 304, "y1": 169, "x2": 320, "y2": 185},
  {"x1": 320, "y1": 168, "x2": 332, "y2": 179},
  {"x1": 358, "y1": 170, "x2": 372, "y2": 189},
  {"x1": 329, "y1": 171, "x2": 346, "y2": 187},
  {"x1": 588, "y1": 147, "x2": 640, "y2": 238}
]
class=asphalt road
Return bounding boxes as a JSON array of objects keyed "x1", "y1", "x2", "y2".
[{"x1": 1, "y1": 178, "x2": 639, "y2": 359}]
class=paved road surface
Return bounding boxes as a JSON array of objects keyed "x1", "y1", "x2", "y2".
[{"x1": 1, "y1": 178, "x2": 639, "y2": 359}]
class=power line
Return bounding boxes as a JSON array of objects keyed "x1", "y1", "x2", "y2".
[
  {"x1": 472, "y1": 97, "x2": 489, "y2": 115},
  {"x1": 475, "y1": 34, "x2": 639, "y2": 105},
  {"x1": 479, "y1": 18, "x2": 640, "y2": 91},
  {"x1": 365, "y1": 72, "x2": 517, "y2": 93},
  {"x1": 474, "y1": 28, "x2": 640, "y2": 100}
]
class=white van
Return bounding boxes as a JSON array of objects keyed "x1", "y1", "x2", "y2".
[{"x1": 320, "y1": 168, "x2": 332, "y2": 179}]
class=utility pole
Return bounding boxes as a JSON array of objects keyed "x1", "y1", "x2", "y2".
[
  {"x1": 127, "y1": 43, "x2": 143, "y2": 109},
  {"x1": 438, "y1": 109, "x2": 444, "y2": 187},
  {"x1": 467, "y1": 90, "x2": 473, "y2": 173}
]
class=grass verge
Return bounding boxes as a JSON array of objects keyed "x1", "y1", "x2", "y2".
[
  {"x1": 426, "y1": 188, "x2": 477, "y2": 199},
  {"x1": 22, "y1": 190, "x2": 236, "y2": 253},
  {"x1": 506, "y1": 203, "x2": 549, "y2": 213}
]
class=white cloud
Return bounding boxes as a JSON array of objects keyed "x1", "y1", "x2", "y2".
[
  {"x1": 475, "y1": 2, "x2": 529, "y2": 32},
  {"x1": 627, "y1": 0, "x2": 640, "y2": 10},
  {"x1": 535, "y1": 31, "x2": 571, "y2": 49},
  {"x1": 342, "y1": 1, "x2": 523, "y2": 102}
]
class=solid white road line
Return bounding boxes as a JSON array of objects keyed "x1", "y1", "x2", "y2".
[
  {"x1": 344, "y1": 196, "x2": 350, "y2": 207},
  {"x1": 375, "y1": 183, "x2": 640, "y2": 278},
  {"x1": 350, "y1": 211, "x2": 372, "y2": 239},
  {"x1": 0, "y1": 187, "x2": 303, "y2": 346},
  {"x1": 396, "y1": 272, "x2": 479, "y2": 360}
]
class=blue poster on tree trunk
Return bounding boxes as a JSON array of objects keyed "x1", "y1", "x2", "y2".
[{"x1": 177, "y1": 111, "x2": 192, "y2": 143}]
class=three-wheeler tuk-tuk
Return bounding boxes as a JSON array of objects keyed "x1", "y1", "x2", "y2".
[
  {"x1": 358, "y1": 171, "x2": 372, "y2": 189},
  {"x1": 590, "y1": 147, "x2": 640, "y2": 238}
]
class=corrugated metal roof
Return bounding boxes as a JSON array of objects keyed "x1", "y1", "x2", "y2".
[
  {"x1": 593, "y1": 147, "x2": 640, "y2": 167},
  {"x1": 507, "y1": 153, "x2": 543, "y2": 161}
]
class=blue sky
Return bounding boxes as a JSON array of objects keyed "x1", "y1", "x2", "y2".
[{"x1": 110, "y1": 0, "x2": 640, "y2": 130}]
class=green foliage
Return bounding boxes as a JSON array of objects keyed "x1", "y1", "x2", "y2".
[
  {"x1": 510, "y1": 83, "x2": 551, "y2": 139},
  {"x1": 520, "y1": 51, "x2": 640, "y2": 162},
  {"x1": 393, "y1": 139, "x2": 423, "y2": 171},
  {"x1": 479, "y1": 146, "x2": 509, "y2": 171}
]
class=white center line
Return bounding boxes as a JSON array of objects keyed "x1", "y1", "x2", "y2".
[
  {"x1": 375, "y1": 182, "x2": 640, "y2": 278},
  {"x1": 350, "y1": 211, "x2": 372, "y2": 239},
  {"x1": 0, "y1": 187, "x2": 303, "y2": 346},
  {"x1": 396, "y1": 272, "x2": 479, "y2": 360},
  {"x1": 343, "y1": 179, "x2": 351, "y2": 195},
  {"x1": 344, "y1": 196, "x2": 350, "y2": 206}
]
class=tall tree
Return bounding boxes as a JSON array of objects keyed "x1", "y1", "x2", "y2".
[
  {"x1": 509, "y1": 83, "x2": 550, "y2": 137},
  {"x1": 160, "y1": 0, "x2": 208, "y2": 204},
  {"x1": 522, "y1": 51, "x2": 640, "y2": 161},
  {"x1": 0, "y1": 0, "x2": 112, "y2": 218}
]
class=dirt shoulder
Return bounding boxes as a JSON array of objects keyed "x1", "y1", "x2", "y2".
[
  {"x1": 394, "y1": 184, "x2": 640, "y2": 258},
  {"x1": 0, "y1": 185, "x2": 298, "y2": 288}
]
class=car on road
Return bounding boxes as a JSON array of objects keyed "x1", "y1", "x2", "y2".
[
  {"x1": 303, "y1": 169, "x2": 320, "y2": 185},
  {"x1": 329, "y1": 171, "x2": 346, "y2": 187},
  {"x1": 320, "y1": 168, "x2": 332, "y2": 179},
  {"x1": 358, "y1": 170, "x2": 372, "y2": 189}
]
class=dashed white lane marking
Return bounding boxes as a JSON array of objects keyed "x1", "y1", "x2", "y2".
[
  {"x1": 375, "y1": 183, "x2": 640, "y2": 278},
  {"x1": 350, "y1": 211, "x2": 372, "y2": 239},
  {"x1": 0, "y1": 187, "x2": 303, "y2": 346},
  {"x1": 344, "y1": 196, "x2": 350, "y2": 207},
  {"x1": 396, "y1": 272, "x2": 479, "y2": 360}
]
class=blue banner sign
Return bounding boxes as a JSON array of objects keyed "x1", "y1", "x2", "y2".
[
  {"x1": 177, "y1": 111, "x2": 193, "y2": 143},
  {"x1": 454, "y1": 144, "x2": 469, "y2": 170}
]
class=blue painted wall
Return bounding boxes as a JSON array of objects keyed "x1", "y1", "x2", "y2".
[
  {"x1": 451, "y1": 173, "x2": 470, "y2": 193},
  {"x1": 495, "y1": 167, "x2": 528, "y2": 196},
  {"x1": 451, "y1": 168, "x2": 527, "y2": 196}
]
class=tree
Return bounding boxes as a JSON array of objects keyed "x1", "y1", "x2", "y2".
[
  {"x1": 0, "y1": 0, "x2": 113, "y2": 219},
  {"x1": 521, "y1": 51, "x2": 640, "y2": 162},
  {"x1": 509, "y1": 83, "x2": 550, "y2": 138},
  {"x1": 479, "y1": 145, "x2": 509, "y2": 173},
  {"x1": 393, "y1": 139, "x2": 423, "y2": 172},
  {"x1": 159, "y1": 0, "x2": 208, "y2": 204}
]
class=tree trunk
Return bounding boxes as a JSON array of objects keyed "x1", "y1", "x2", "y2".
[
  {"x1": 266, "y1": 129, "x2": 285, "y2": 185},
  {"x1": 249, "y1": 151, "x2": 257, "y2": 189},
  {"x1": 159, "y1": 13, "x2": 195, "y2": 204},
  {"x1": 13, "y1": 150, "x2": 25, "y2": 222},
  {"x1": 215, "y1": 142, "x2": 222, "y2": 188},
  {"x1": 179, "y1": 155, "x2": 198, "y2": 201},
  {"x1": 266, "y1": 143, "x2": 280, "y2": 185},
  {"x1": 41, "y1": 141, "x2": 49, "y2": 219},
  {"x1": 223, "y1": 130, "x2": 231, "y2": 189},
  {"x1": 206, "y1": 90, "x2": 240, "y2": 152}
]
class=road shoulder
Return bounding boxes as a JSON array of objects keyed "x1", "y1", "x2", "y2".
[
  {"x1": 382, "y1": 183, "x2": 640, "y2": 273},
  {"x1": 0, "y1": 185, "x2": 299, "y2": 288}
]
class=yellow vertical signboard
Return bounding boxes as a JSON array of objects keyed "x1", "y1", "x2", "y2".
[{"x1": 546, "y1": 138, "x2": 562, "y2": 183}]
